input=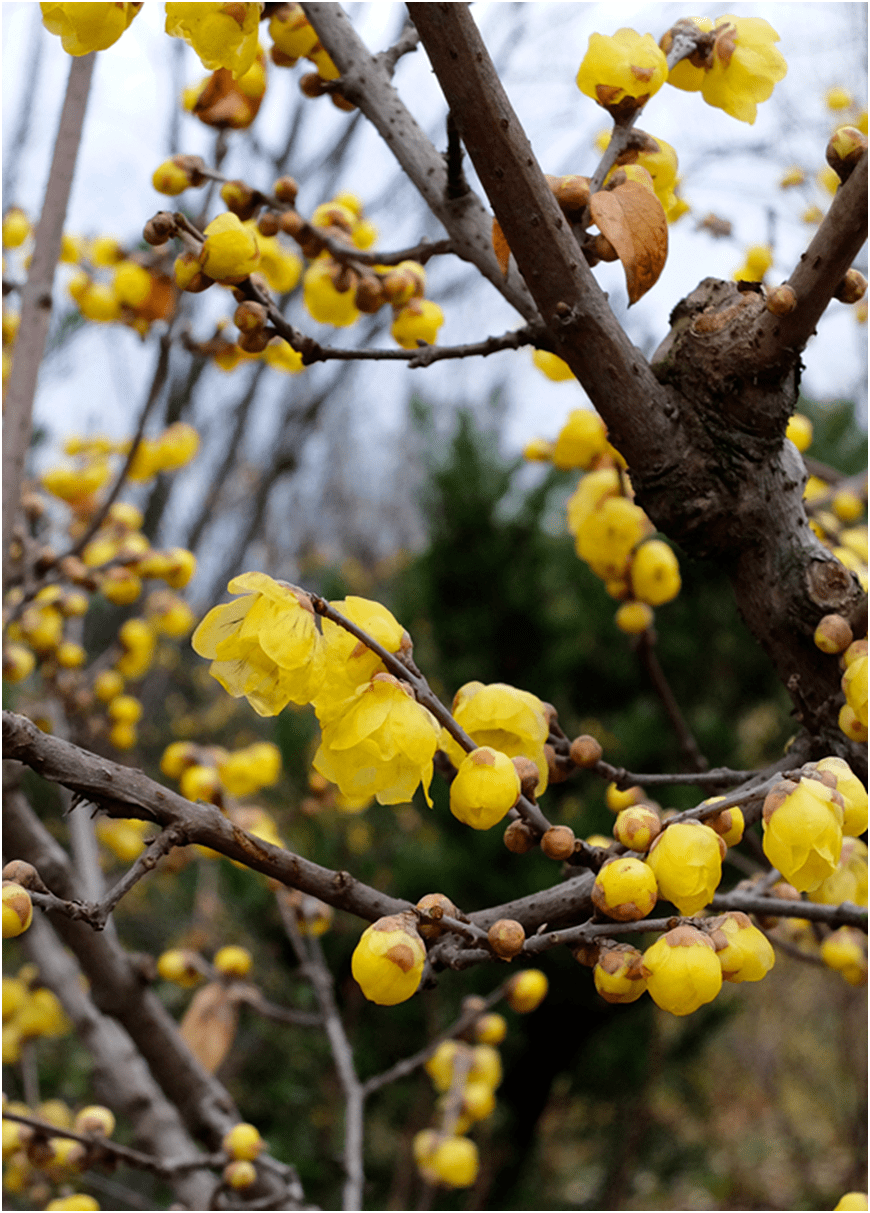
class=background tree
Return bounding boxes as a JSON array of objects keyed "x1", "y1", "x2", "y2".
[{"x1": 2, "y1": 4, "x2": 867, "y2": 1211}]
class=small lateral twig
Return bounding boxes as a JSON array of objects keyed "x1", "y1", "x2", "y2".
[{"x1": 634, "y1": 628, "x2": 708, "y2": 772}]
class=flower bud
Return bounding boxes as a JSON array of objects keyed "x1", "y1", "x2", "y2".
[
  {"x1": 540, "y1": 825, "x2": 576, "y2": 861},
  {"x1": 221, "y1": 179, "x2": 259, "y2": 221},
  {"x1": 450, "y1": 746, "x2": 521, "y2": 830},
  {"x1": 487, "y1": 918, "x2": 525, "y2": 960},
  {"x1": 592, "y1": 856, "x2": 658, "y2": 921},
  {"x1": 834, "y1": 269, "x2": 868, "y2": 305},
  {"x1": 569, "y1": 734, "x2": 602, "y2": 768},
  {"x1": 503, "y1": 819, "x2": 537, "y2": 853},
  {"x1": 505, "y1": 969, "x2": 548, "y2": 1013},
  {"x1": 826, "y1": 126, "x2": 868, "y2": 183},
  {"x1": 705, "y1": 804, "x2": 744, "y2": 847},
  {"x1": 705, "y1": 911, "x2": 775, "y2": 982},
  {"x1": 415, "y1": 892, "x2": 458, "y2": 940},
  {"x1": 214, "y1": 945, "x2": 253, "y2": 978},
  {"x1": 143, "y1": 211, "x2": 177, "y2": 245},
  {"x1": 351, "y1": 912, "x2": 426, "y2": 1005},
  {"x1": 274, "y1": 176, "x2": 299, "y2": 205},
  {"x1": 646, "y1": 821, "x2": 725, "y2": 915},
  {"x1": 814, "y1": 613, "x2": 854, "y2": 654},
  {"x1": 594, "y1": 943, "x2": 647, "y2": 1004},
  {"x1": 765, "y1": 284, "x2": 797, "y2": 316},
  {"x1": 613, "y1": 805, "x2": 661, "y2": 851},
  {"x1": 73, "y1": 1106, "x2": 116, "y2": 1137},
  {"x1": 605, "y1": 783, "x2": 644, "y2": 813},
  {"x1": 222, "y1": 1122, "x2": 264, "y2": 1161},
  {"x1": 234, "y1": 300, "x2": 268, "y2": 334},
  {"x1": 762, "y1": 776, "x2": 844, "y2": 891},
  {"x1": 2, "y1": 882, "x2": 33, "y2": 938}
]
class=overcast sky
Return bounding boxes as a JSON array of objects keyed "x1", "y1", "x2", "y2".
[{"x1": 3, "y1": 3, "x2": 867, "y2": 467}]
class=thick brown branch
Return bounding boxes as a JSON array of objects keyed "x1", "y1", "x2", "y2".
[{"x1": 408, "y1": 3, "x2": 677, "y2": 473}]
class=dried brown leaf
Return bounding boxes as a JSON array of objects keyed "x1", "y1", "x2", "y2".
[
  {"x1": 179, "y1": 981, "x2": 239, "y2": 1074},
  {"x1": 589, "y1": 182, "x2": 668, "y2": 305},
  {"x1": 491, "y1": 218, "x2": 511, "y2": 277}
]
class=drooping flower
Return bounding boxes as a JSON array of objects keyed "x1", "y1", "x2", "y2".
[
  {"x1": 642, "y1": 924, "x2": 723, "y2": 1015},
  {"x1": 199, "y1": 212, "x2": 260, "y2": 284},
  {"x1": 442, "y1": 681, "x2": 550, "y2": 795},
  {"x1": 312, "y1": 597, "x2": 411, "y2": 724},
  {"x1": 351, "y1": 912, "x2": 426, "y2": 1005},
  {"x1": 705, "y1": 911, "x2": 775, "y2": 982},
  {"x1": 191, "y1": 572, "x2": 325, "y2": 716},
  {"x1": 449, "y1": 746, "x2": 521, "y2": 830},
  {"x1": 40, "y1": 2, "x2": 142, "y2": 56},
  {"x1": 577, "y1": 28, "x2": 668, "y2": 117},
  {"x1": 664, "y1": 16, "x2": 787, "y2": 125},
  {"x1": 762, "y1": 776, "x2": 844, "y2": 892},
  {"x1": 313, "y1": 673, "x2": 440, "y2": 806},
  {"x1": 165, "y1": 3, "x2": 263, "y2": 78},
  {"x1": 646, "y1": 820, "x2": 725, "y2": 915}
]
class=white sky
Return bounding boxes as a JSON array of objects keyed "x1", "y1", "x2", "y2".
[{"x1": 2, "y1": 2, "x2": 867, "y2": 466}]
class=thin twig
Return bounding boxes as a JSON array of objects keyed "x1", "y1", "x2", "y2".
[{"x1": 634, "y1": 628, "x2": 708, "y2": 772}]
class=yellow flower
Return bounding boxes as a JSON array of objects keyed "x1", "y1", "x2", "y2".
[
  {"x1": 706, "y1": 911, "x2": 775, "y2": 982},
  {"x1": 351, "y1": 912, "x2": 426, "y2": 1005},
  {"x1": 576, "y1": 28, "x2": 668, "y2": 116},
  {"x1": 820, "y1": 926, "x2": 868, "y2": 986},
  {"x1": 505, "y1": 969, "x2": 548, "y2": 1012},
  {"x1": 390, "y1": 299, "x2": 444, "y2": 349},
  {"x1": 268, "y1": 3, "x2": 318, "y2": 61},
  {"x1": 575, "y1": 496, "x2": 651, "y2": 582},
  {"x1": 646, "y1": 820, "x2": 724, "y2": 915},
  {"x1": 312, "y1": 596, "x2": 410, "y2": 724},
  {"x1": 165, "y1": 2, "x2": 263, "y2": 78},
  {"x1": 264, "y1": 338, "x2": 305, "y2": 374},
  {"x1": 314, "y1": 673, "x2": 440, "y2": 806},
  {"x1": 441, "y1": 681, "x2": 550, "y2": 795},
  {"x1": 593, "y1": 943, "x2": 647, "y2": 1004},
  {"x1": 592, "y1": 857, "x2": 658, "y2": 921},
  {"x1": 449, "y1": 746, "x2": 521, "y2": 830},
  {"x1": 630, "y1": 538, "x2": 681, "y2": 606},
  {"x1": 303, "y1": 258, "x2": 360, "y2": 327},
  {"x1": 217, "y1": 742, "x2": 282, "y2": 796},
  {"x1": 2, "y1": 208, "x2": 31, "y2": 249},
  {"x1": 642, "y1": 925, "x2": 722, "y2": 1015},
  {"x1": 532, "y1": 349, "x2": 574, "y2": 382},
  {"x1": 762, "y1": 777, "x2": 844, "y2": 892},
  {"x1": 200, "y1": 212, "x2": 260, "y2": 284},
  {"x1": 252, "y1": 231, "x2": 302, "y2": 293},
  {"x1": 414, "y1": 1131, "x2": 479, "y2": 1189},
  {"x1": 814, "y1": 757, "x2": 867, "y2": 837},
  {"x1": 192, "y1": 572, "x2": 325, "y2": 716},
  {"x1": 808, "y1": 837, "x2": 867, "y2": 907},
  {"x1": 552, "y1": 409, "x2": 609, "y2": 471},
  {"x1": 41, "y1": 2, "x2": 141, "y2": 56},
  {"x1": 842, "y1": 654, "x2": 868, "y2": 726},
  {"x1": 666, "y1": 16, "x2": 787, "y2": 125}
]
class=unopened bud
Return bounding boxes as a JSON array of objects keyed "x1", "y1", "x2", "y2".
[
  {"x1": 234, "y1": 301, "x2": 269, "y2": 334},
  {"x1": 826, "y1": 125, "x2": 868, "y2": 183},
  {"x1": 503, "y1": 819, "x2": 537, "y2": 854},
  {"x1": 540, "y1": 825, "x2": 576, "y2": 861},
  {"x1": 512, "y1": 757, "x2": 540, "y2": 798},
  {"x1": 814, "y1": 613, "x2": 854, "y2": 654},
  {"x1": 569, "y1": 734, "x2": 603, "y2": 768},
  {"x1": 765, "y1": 284, "x2": 797, "y2": 316},
  {"x1": 416, "y1": 892, "x2": 458, "y2": 939},
  {"x1": 834, "y1": 269, "x2": 867, "y2": 305},
  {"x1": 488, "y1": 918, "x2": 526, "y2": 960},
  {"x1": 237, "y1": 329, "x2": 271, "y2": 354},
  {"x1": 220, "y1": 179, "x2": 258, "y2": 221},
  {"x1": 274, "y1": 176, "x2": 299, "y2": 205},
  {"x1": 143, "y1": 211, "x2": 177, "y2": 245},
  {"x1": 257, "y1": 211, "x2": 281, "y2": 238}
]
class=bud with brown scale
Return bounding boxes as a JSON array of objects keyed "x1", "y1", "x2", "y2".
[
  {"x1": 143, "y1": 211, "x2": 177, "y2": 246},
  {"x1": 540, "y1": 825, "x2": 576, "y2": 861},
  {"x1": 834, "y1": 269, "x2": 867, "y2": 305},
  {"x1": 355, "y1": 275, "x2": 386, "y2": 313},
  {"x1": 503, "y1": 819, "x2": 537, "y2": 854},
  {"x1": 487, "y1": 918, "x2": 526, "y2": 960},
  {"x1": 512, "y1": 757, "x2": 540, "y2": 800},
  {"x1": 256, "y1": 211, "x2": 281, "y2": 237},
  {"x1": 274, "y1": 176, "x2": 299, "y2": 205},
  {"x1": 234, "y1": 301, "x2": 269, "y2": 335},
  {"x1": 765, "y1": 284, "x2": 797, "y2": 316},
  {"x1": 221, "y1": 179, "x2": 259, "y2": 222},
  {"x1": 826, "y1": 125, "x2": 868, "y2": 183},
  {"x1": 569, "y1": 734, "x2": 603, "y2": 768},
  {"x1": 237, "y1": 329, "x2": 271, "y2": 354},
  {"x1": 415, "y1": 892, "x2": 459, "y2": 939},
  {"x1": 300, "y1": 72, "x2": 327, "y2": 98}
]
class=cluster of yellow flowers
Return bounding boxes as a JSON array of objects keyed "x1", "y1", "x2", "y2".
[
  {"x1": 576, "y1": 17, "x2": 787, "y2": 126},
  {"x1": 2, "y1": 1087, "x2": 114, "y2": 1207},
  {"x1": 2, "y1": 968, "x2": 71, "y2": 1067},
  {"x1": 3, "y1": 429, "x2": 199, "y2": 751},
  {"x1": 525, "y1": 409, "x2": 681, "y2": 633},
  {"x1": 160, "y1": 737, "x2": 282, "y2": 803}
]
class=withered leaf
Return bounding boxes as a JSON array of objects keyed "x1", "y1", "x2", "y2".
[
  {"x1": 588, "y1": 181, "x2": 668, "y2": 305},
  {"x1": 491, "y1": 218, "x2": 511, "y2": 277},
  {"x1": 179, "y1": 981, "x2": 239, "y2": 1074}
]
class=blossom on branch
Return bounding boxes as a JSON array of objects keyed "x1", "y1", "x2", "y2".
[
  {"x1": 40, "y1": 2, "x2": 142, "y2": 57},
  {"x1": 663, "y1": 15, "x2": 787, "y2": 125},
  {"x1": 192, "y1": 572, "x2": 325, "y2": 716},
  {"x1": 441, "y1": 681, "x2": 550, "y2": 795},
  {"x1": 313, "y1": 673, "x2": 440, "y2": 806},
  {"x1": 576, "y1": 28, "x2": 668, "y2": 117},
  {"x1": 165, "y1": 2, "x2": 263, "y2": 79}
]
